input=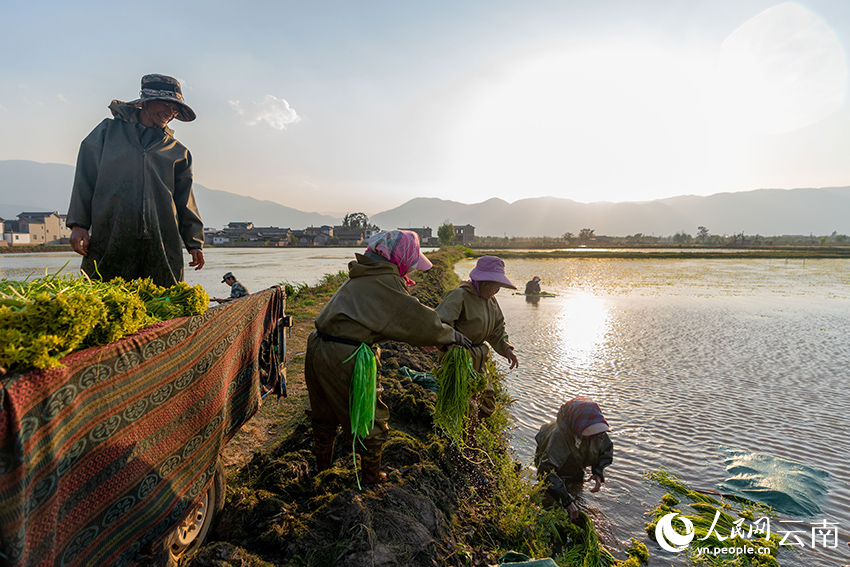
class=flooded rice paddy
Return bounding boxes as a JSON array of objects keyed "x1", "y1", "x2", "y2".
[
  {"x1": 455, "y1": 256, "x2": 850, "y2": 566},
  {"x1": 4, "y1": 250, "x2": 849, "y2": 565}
]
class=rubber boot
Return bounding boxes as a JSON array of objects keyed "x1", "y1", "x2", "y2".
[
  {"x1": 312, "y1": 421, "x2": 338, "y2": 472},
  {"x1": 359, "y1": 440, "x2": 387, "y2": 485},
  {"x1": 313, "y1": 435, "x2": 335, "y2": 472}
]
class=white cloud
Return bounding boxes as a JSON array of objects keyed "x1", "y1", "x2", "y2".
[
  {"x1": 229, "y1": 95, "x2": 301, "y2": 130},
  {"x1": 57, "y1": 93, "x2": 69, "y2": 103}
]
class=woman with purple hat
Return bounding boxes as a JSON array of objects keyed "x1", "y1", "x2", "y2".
[
  {"x1": 435, "y1": 255, "x2": 519, "y2": 436},
  {"x1": 67, "y1": 74, "x2": 205, "y2": 287},
  {"x1": 534, "y1": 398, "x2": 614, "y2": 521}
]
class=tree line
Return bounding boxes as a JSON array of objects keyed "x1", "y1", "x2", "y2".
[{"x1": 436, "y1": 222, "x2": 849, "y2": 249}]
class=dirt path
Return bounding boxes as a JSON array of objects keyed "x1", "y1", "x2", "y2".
[{"x1": 219, "y1": 303, "x2": 315, "y2": 476}]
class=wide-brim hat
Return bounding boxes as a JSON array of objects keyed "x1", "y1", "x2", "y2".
[
  {"x1": 469, "y1": 255, "x2": 516, "y2": 289},
  {"x1": 127, "y1": 74, "x2": 196, "y2": 122}
]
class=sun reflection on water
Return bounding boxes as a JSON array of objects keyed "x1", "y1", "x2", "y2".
[{"x1": 556, "y1": 293, "x2": 610, "y2": 356}]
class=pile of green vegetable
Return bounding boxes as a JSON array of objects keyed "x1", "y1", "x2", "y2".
[{"x1": 0, "y1": 274, "x2": 209, "y2": 373}]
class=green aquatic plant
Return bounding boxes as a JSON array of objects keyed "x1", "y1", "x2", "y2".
[
  {"x1": 433, "y1": 346, "x2": 486, "y2": 446},
  {"x1": 123, "y1": 278, "x2": 210, "y2": 318},
  {"x1": 281, "y1": 281, "x2": 310, "y2": 299},
  {"x1": 84, "y1": 285, "x2": 148, "y2": 346},
  {"x1": 554, "y1": 511, "x2": 619, "y2": 566},
  {"x1": 345, "y1": 342, "x2": 378, "y2": 489},
  {"x1": 644, "y1": 469, "x2": 784, "y2": 567}
]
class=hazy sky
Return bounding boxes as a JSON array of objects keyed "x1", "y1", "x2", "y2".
[{"x1": 2, "y1": 0, "x2": 850, "y2": 216}]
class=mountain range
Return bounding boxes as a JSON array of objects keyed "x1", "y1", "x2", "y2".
[{"x1": 2, "y1": 159, "x2": 849, "y2": 237}]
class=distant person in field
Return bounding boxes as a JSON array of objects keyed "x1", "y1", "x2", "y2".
[
  {"x1": 66, "y1": 74, "x2": 205, "y2": 287},
  {"x1": 213, "y1": 272, "x2": 250, "y2": 303},
  {"x1": 305, "y1": 230, "x2": 471, "y2": 485},
  {"x1": 525, "y1": 276, "x2": 541, "y2": 295},
  {"x1": 535, "y1": 398, "x2": 614, "y2": 521},
  {"x1": 435, "y1": 255, "x2": 519, "y2": 440}
]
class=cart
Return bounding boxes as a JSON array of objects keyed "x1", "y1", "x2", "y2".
[{"x1": 0, "y1": 287, "x2": 288, "y2": 567}]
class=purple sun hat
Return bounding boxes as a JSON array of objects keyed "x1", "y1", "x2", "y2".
[{"x1": 469, "y1": 256, "x2": 516, "y2": 289}]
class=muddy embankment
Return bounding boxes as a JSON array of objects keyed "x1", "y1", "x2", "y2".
[{"x1": 188, "y1": 247, "x2": 643, "y2": 567}]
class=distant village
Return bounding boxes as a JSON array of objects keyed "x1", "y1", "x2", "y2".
[
  {"x1": 0, "y1": 211, "x2": 477, "y2": 248},
  {"x1": 0, "y1": 212, "x2": 71, "y2": 246},
  {"x1": 204, "y1": 222, "x2": 475, "y2": 247}
]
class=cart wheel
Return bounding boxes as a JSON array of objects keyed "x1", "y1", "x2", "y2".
[{"x1": 162, "y1": 459, "x2": 225, "y2": 566}]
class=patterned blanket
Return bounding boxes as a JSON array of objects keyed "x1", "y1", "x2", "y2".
[{"x1": 0, "y1": 287, "x2": 286, "y2": 567}]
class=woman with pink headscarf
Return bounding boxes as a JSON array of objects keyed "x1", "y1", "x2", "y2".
[{"x1": 305, "y1": 230, "x2": 470, "y2": 485}]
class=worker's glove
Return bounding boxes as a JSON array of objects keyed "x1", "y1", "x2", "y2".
[{"x1": 452, "y1": 330, "x2": 473, "y2": 350}]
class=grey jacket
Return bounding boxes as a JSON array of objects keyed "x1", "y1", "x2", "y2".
[{"x1": 314, "y1": 254, "x2": 457, "y2": 347}]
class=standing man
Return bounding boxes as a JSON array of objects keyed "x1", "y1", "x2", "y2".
[
  {"x1": 66, "y1": 74, "x2": 205, "y2": 287},
  {"x1": 213, "y1": 272, "x2": 250, "y2": 303}
]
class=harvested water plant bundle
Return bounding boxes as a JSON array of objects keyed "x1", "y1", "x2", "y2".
[
  {"x1": 0, "y1": 274, "x2": 209, "y2": 373},
  {"x1": 433, "y1": 345, "x2": 486, "y2": 446},
  {"x1": 346, "y1": 342, "x2": 378, "y2": 489}
]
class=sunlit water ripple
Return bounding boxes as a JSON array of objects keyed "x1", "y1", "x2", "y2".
[{"x1": 456, "y1": 257, "x2": 850, "y2": 567}]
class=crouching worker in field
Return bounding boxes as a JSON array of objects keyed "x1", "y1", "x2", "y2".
[
  {"x1": 435, "y1": 255, "x2": 518, "y2": 440},
  {"x1": 305, "y1": 230, "x2": 471, "y2": 486},
  {"x1": 525, "y1": 276, "x2": 541, "y2": 295},
  {"x1": 534, "y1": 398, "x2": 614, "y2": 521}
]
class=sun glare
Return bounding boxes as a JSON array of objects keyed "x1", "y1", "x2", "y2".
[
  {"x1": 449, "y1": 3, "x2": 847, "y2": 204},
  {"x1": 556, "y1": 294, "x2": 610, "y2": 356},
  {"x1": 450, "y1": 41, "x2": 710, "y2": 202},
  {"x1": 716, "y1": 2, "x2": 847, "y2": 137}
]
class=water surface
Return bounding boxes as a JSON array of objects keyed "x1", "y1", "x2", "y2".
[
  {"x1": 0, "y1": 247, "x2": 383, "y2": 298},
  {"x1": 455, "y1": 257, "x2": 850, "y2": 566}
]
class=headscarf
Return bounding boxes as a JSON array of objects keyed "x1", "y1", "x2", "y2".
[
  {"x1": 366, "y1": 230, "x2": 432, "y2": 286},
  {"x1": 556, "y1": 398, "x2": 609, "y2": 443}
]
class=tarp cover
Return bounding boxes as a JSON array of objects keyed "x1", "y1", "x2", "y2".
[
  {"x1": 0, "y1": 287, "x2": 285, "y2": 567},
  {"x1": 491, "y1": 551, "x2": 558, "y2": 566},
  {"x1": 718, "y1": 447, "x2": 829, "y2": 517}
]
